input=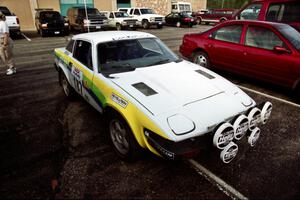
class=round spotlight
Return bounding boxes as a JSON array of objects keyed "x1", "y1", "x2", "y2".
[
  {"x1": 248, "y1": 107, "x2": 261, "y2": 130},
  {"x1": 220, "y1": 142, "x2": 238, "y2": 164},
  {"x1": 213, "y1": 122, "x2": 234, "y2": 149},
  {"x1": 260, "y1": 101, "x2": 272, "y2": 124},
  {"x1": 248, "y1": 127, "x2": 261, "y2": 147},
  {"x1": 233, "y1": 114, "x2": 249, "y2": 140}
]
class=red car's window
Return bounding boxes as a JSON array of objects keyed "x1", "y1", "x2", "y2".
[
  {"x1": 210, "y1": 25, "x2": 243, "y2": 44},
  {"x1": 245, "y1": 26, "x2": 284, "y2": 50},
  {"x1": 266, "y1": 2, "x2": 300, "y2": 22},
  {"x1": 238, "y1": 3, "x2": 262, "y2": 20}
]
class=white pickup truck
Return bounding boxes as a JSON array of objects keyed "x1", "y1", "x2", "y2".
[
  {"x1": 0, "y1": 6, "x2": 21, "y2": 36},
  {"x1": 118, "y1": 7, "x2": 165, "y2": 29},
  {"x1": 101, "y1": 11, "x2": 138, "y2": 30}
]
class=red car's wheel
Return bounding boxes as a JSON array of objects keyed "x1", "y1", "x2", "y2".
[{"x1": 193, "y1": 51, "x2": 211, "y2": 68}]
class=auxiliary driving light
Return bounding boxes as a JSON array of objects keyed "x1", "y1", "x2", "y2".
[
  {"x1": 233, "y1": 114, "x2": 249, "y2": 140},
  {"x1": 247, "y1": 107, "x2": 261, "y2": 130},
  {"x1": 213, "y1": 122, "x2": 234, "y2": 149},
  {"x1": 248, "y1": 127, "x2": 260, "y2": 147},
  {"x1": 220, "y1": 142, "x2": 238, "y2": 164},
  {"x1": 260, "y1": 101, "x2": 272, "y2": 124}
]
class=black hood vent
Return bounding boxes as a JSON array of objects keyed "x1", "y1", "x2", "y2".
[
  {"x1": 195, "y1": 69, "x2": 215, "y2": 79},
  {"x1": 132, "y1": 82, "x2": 157, "y2": 96}
]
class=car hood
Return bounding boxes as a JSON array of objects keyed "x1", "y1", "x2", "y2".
[
  {"x1": 110, "y1": 60, "x2": 252, "y2": 116},
  {"x1": 140, "y1": 14, "x2": 164, "y2": 18}
]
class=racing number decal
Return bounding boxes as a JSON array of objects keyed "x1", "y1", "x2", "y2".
[{"x1": 71, "y1": 65, "x2": 83, "y2": 95}]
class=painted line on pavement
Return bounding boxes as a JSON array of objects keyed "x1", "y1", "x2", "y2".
[
  {"x1": 21, "y1": 33, "x2": 32, "y2": 41},
  {"x1": 238, "y1": 85, "x2": 300, "y2": 108},
  {"x1": 188, "y1": 159, "x2": 248, "y2": 200}
]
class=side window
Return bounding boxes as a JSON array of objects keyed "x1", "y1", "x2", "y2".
[
  {"x1": 239, "y1": 3, "x2": 262, "y2": 20},
  {"x1": 109, "y1": 13, "x2": 114, "y2": 18},
  {"x1": 134, "y1": 9, "x2": 140, "y2": 15},
  {"x1": 266, "y1": 4, "x2": 281, "y2": 21},
  {"x1": 66, "y1": 39, "x2": 75, "y2": 53},
  {"x1": 210, "y1": 25, "x2": 243, "y2": 44},
  {"x1": 245, "y1": 26, "x2": 284, "y2": 50},
  {"x1": 73, "y1": 40, "x2": 93, "y2": 70}
]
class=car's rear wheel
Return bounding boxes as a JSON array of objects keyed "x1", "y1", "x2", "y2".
[
  {"x1": 59, "y1": 71, "x2": 76, "y2": 99},
  {"x1": 193, "y1": 51, "x2": 211, "y2": 68},
  {"x1": 176, "y1": 21, "x2": 181, "y2": 27},
  {"x1": 108, "y1": 112, "x2": 141, "y2": 162},
  {"x1": 294, "y1": 84, "x2": 300, "y2": 103}
]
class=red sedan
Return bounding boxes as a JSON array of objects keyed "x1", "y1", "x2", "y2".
[{"x1": 180, "y1": 20, "x2": 300, "y2": 101}]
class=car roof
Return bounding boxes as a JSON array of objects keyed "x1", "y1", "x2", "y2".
[
  {"x1": 221, "y1": 20, "x2": 289, "y2": 27},
  {"x1": 72, "y1": 31, "x2": 157, "y2": 44}
]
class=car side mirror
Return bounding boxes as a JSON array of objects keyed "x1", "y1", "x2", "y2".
[{"x1": 273, "y1": 46, "x2": 291, "y2": 54}]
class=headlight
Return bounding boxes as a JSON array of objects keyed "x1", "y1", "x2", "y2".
[
  {"x1": 247, "y1": 107, "x2": 261, "y2": 130},
  {"x1": 103, "y1": 19, "x2": 108, "y2": 23},
  {"x1": 232, "y1": 114, "x2": 249, "y2": 140},
  {"x1": 259, "y1": 101, "x2": 272, "y2": 124},
  {"x1": 83, "y1": 19, "x2": 90, "y2": 24},
  {"x1": 64, "y1": 22, "x2": 69, "y2": 26},
  {"x1": 41, "y1": 23, "x2": 47, "y2": 28},
  {"x1": 213, "y1": 122, "x2": 234, "y2": 149},
  {"x1": 167, "y1": 114, "x2": 195, "y2": 135}
]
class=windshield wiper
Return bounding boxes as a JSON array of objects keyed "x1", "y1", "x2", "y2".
[
  {"x1": 102, "y1": 63, "x2": 135, "y2": 77},
  {"x1": 150, "y1": 59, "x2": 171, "y2": 66}
]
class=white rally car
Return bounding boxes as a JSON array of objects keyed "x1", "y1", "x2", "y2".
[{"x1": 54, "y1": 31, "x2": 272, "y2": 163}]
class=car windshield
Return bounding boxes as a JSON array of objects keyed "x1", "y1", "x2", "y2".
[
  {"x1": 97, "y1": 38, "x2": 181, "y2": 76},
  {"x1": 79, "y1": 8, "x2": 100, "y2": 16},
  {"x1": 276, "y1": 24, "x2": 300, "y2": 52},
  {"x1": 0, "y1": 7, "x2": 12, "y2": 16},
  {"x1": 140, "y1": 9, "x2": 155, "y2": 14},
  {"x1": 41, "y1": 11, "x2": 62, "y2": 19},
  {"x1": 115, "y1": 12, "x2": 129, "y2": 18}
]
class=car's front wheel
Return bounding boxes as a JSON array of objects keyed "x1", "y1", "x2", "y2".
[
  {"x1": 116, "y1": 23, "x2": 122, "y2": 31},
  {"x1": 108, "y1": 112, "x2": 141, "y2": 162},
  {"x1": 193, "y1": 51, "x2": 211, "y2": 68},
  {"x1": 142, "y1": 20, "x2": 150, "y2": 29}
]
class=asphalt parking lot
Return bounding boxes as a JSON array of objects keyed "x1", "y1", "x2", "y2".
[{"x1": 0, "y1": 25, "x2": 299, "y2": 199}]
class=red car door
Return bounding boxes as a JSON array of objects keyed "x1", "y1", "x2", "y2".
[
  {"x1": 240, "y1": 25, "x2": 295, "y2": 87},
  {"x1": 206, "y1": 24, "x2": 245, "y2": 71}
]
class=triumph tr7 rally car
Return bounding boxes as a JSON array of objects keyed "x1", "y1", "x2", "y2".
[{"x1": 54, "y1": 31, "x2": 272, "y2": 163}]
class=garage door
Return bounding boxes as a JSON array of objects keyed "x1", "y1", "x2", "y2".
[{"x1": 60, "y1": 0, "x2": 94, "y2": 16}]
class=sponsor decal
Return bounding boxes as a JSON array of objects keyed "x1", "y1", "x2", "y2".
[
  {"x1": 248, "y1": 107, "x2": 261, "y2": 130},
  {"x1": 261, "y1": 102, "x2": 272, "y2": 124},
  {"x1": 71, "y1": 66, "x2": 83, "y2": 81},
  {"x1": 111, "y1": 93, "x2": 128, "y2": 108},
  {"x1": 233, "y1": 115, "x2": 249, "y2": 140}
]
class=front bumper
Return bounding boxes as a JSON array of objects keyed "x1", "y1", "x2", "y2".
[{"x1": 144, "y1": 129, "x2": 213, "y2": 160}]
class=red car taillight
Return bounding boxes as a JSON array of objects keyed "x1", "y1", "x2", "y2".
[{"x1": 183, "y1": 18, "x2": 191, "y2": 22}]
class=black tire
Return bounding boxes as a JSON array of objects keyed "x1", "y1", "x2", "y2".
[
  {"x1": 142, "y1": 20, "x2": 150, "y2": 29},
  {"x1": 108, "y1": 111, "x2": 141, "y2": 162},
  {"x1": 59, "y1": 71, "x2": 76, "y2": 99},
  {"x1": 116, "y1": 23, "x2": 122, "y2": 31},
  {"x1": 40, "y1": 29, "x2": 46, "y2": 37},
  {"x1": 192, "y1": 51, "x2": 211, "y2": 68},
  {"x1": 293, "y1": 84, "x2": 300, "y2": 103}
]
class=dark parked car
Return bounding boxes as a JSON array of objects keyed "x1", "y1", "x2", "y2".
[
  {"x1": 180, "y1": 20, "x2": 300, "y2": 101},
  {"x1": 192, "y1": 8, "x2": 236, "y2": 25},
  {"x1": 67, "y1": 7, "x2": 109, "y2": 32},
  {"x1": 35, "y1": 10, "x2": 69, "y2": 36},
  {"x1": 165, "y1": 12, "x2": 196, "y2": 27}
]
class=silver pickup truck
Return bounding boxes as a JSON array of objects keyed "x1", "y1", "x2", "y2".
[{"x1": 0, "y1": 6, "x2": 21, "y2": 36}]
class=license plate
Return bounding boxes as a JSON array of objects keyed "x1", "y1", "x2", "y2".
[
  {"x1": 96, "y1": 26, "x2": 101, "y2": 29},
  {"x1": 158, "y1": 22, "x2": 162, "y2": 25},
  {"x1": 130, "y1": 25, "x2": 133, "y2": 27},
  {"x1": 54, "y1": 31, "x2": 60, "y2": 34}
]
